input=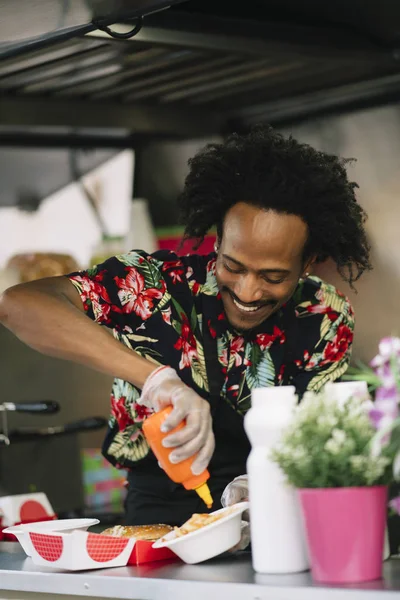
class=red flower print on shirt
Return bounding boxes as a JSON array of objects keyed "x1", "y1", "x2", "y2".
[
  {"x1": 255, "y1": 326, "x2": 285, "y2": 351},
  {"x1": 133, "y1": 402, "x2": 152, "y2": 423},
  {"x1": 114, "y1": 268, "x2": 165, "y2": 320},
  {"x1": 221, "y1": 336, "x2": 245, "y2": 367},
  {"x1": 186, "y1": 266, "x2": 202, "y2": 295},
  {"x1": 162, "y1": 260, "x2": 185, "y2": 284},
  {"x1": 322, "y1": 323, "x2": 353, "y2": 364},
  {"x1": 208, "y1": 320, "x2": 217, "y2": 339},
  {"x1": 174, "y1": 315, "x2": 198, "y2": 369},
  {"x1": 227, "y1": 384, "x2": 240, "y2": 398},
  {"x1": 190, "y1": 281, "x2": 202, "y2": 295},
  {"x1": 111, "y1": 394, "x2": 134, "y2": 431},
  {"x1": 305, "y1": 303, "x2": 337, "y2": 321},
  {"x1": 161, "y1": 307, "x2": 172, "y2": 325},
  {"x1": 207, "y1": 258, "x2": 216, "y2": 275},
  {"x1": 277, "y1": 363, "x2": 285, "y2": 383},
  {"x1": 96, "y1": 302, "x2": 111, "y2": 323},
  {"x1": 70, "y1": 273, "x2": 112, "y2": 324}
]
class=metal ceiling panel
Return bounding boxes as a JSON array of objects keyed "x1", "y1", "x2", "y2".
[
  {"x1": 53, "y1": 46, "x2": 167, "y2": 96},
  {"x1": 90, "y1": 49, "x2": 204, "y2": 100},
  {"x1": 126, "y1": 57, "x2": 272, "y2": 101},
  {"x1": 1, "y1": 3, "x2": 400, "y2": 137},
  {"x1": 0, "y1": 46, "x2": 116, "y2": 90},
  {"x1": 0, "y1": 39, "x2": 107, "y2": 77},
  {"x1": 121, "y1": 55, "x2": 240, "y2": 101}
]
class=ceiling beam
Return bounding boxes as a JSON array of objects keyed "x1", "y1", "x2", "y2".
[
  {"x1": 87, "y1": 10, "x2": 395, "y2": 63},
  {"x1": 0, "y1": 130, "x2": 140, "y2": 148},
  {"x1": 0, "y1": 96, "x2": 223, "y2": 137},
  {"x1": 231, "y1": 71, "x2": 400, "y2": 127}
]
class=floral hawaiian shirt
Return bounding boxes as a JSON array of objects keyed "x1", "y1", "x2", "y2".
[{"x1": 68, "y1": 250, "x2": 354, "y2": 471}]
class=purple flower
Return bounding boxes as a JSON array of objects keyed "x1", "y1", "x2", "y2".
[
  {"x1": 375, "y1": 386, "x2": 400, "y2": 403},
  {"x1": 371, "y1": 337, "x2": 400, "y2": 369},
  {"x1": 364, "y1": 336, "x2": 400, "y2": 452},
  {"x1": 369, "y1": 408, "x2": 387, "y2": 430},
  {"x1": 376, "y1": 363, "x2": 397, "y2": 387},
  {"x1": 379, "y1": 337, "x2": 400, "y2": 359},
  {"x1": 368, "y1": 397, "x2": 399, "y2": 443},
  {"x1": 389, "y1": 496, "x2": 400, "y2": 515}
]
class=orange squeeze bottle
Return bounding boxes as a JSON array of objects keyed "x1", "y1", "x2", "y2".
[{"x1": 142, "y1": 406, "x2": 213, "y2": 509}]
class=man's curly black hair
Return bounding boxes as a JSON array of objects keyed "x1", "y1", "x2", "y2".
[{"x1": 178, "y1": 124, "x2": 372, "y2": 287}]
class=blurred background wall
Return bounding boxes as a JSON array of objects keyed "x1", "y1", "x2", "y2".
[
  {"x1": 1, "y1": 103, "x2": 400, "y2": 444},
  {"x1": 283, "y1": 104, "x2": 400, "y2": 364}
]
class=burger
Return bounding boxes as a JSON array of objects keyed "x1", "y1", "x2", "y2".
[{"x1": 101, "y1": 524, "x2": 173, "y2": 542}]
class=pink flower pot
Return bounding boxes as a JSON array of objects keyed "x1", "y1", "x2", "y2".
[{"x1": 298, "y1": 486, "x2": 387, "y2": 583}]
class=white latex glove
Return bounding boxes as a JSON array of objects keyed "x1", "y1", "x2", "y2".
[
  {"x1": 139, "y1": 366, "x2": 215, "y2": 475},
  {"x1": 221, "y1": 475, "x2": 249, "y2": 516},
  {"x1": 221, "y1": 475, "x2": 250, "y2": 552},
  {"x1": 229, "y1": 521, "x2": 251, "y2": 553}
]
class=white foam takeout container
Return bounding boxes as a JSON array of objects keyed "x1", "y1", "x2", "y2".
[
  {"x1": 152, "y1": 501, "x2": 250, "y2": 564},
  {"x1": 22, "y1": 528, "x2": 135, "y2": 571},
  {"x1": 3, "y1": 518, "x2": 99, "y2": 556}
]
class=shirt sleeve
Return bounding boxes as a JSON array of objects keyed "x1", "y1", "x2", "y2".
[
  {"x1": 66, "y1": 250, "x2": 167, "y2": 330},
  {"x1": 292, "y1": 299, "x2": 354, "y2": 396}
]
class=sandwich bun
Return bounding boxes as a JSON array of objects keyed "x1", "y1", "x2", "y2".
[{"x1": 101, "y1": 524, "x2": 173, "y2": 541}]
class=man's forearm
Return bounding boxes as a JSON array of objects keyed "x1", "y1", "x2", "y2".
[{"x1": 0, "y1": 281, "x2": 157, "y2": 389}]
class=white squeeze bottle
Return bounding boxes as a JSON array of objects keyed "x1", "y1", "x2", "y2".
[{"x1": 244, "y1": 385, "x2": 309, "y2": 574}]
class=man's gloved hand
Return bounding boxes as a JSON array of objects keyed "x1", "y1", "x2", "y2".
[
  {"x1": 221, "y1": 475, "x2": 249, "y2": 513},
  {"x1": 139, "y1": 366, "x2": 215, "y2": 475},
  {"x1": 221, "y1": 475, "x2": 250, "y2": 552}
]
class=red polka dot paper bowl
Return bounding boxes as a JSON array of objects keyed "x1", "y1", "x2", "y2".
[
  {"x1": 3, "y1": 518, "x2": 99, "y2": 557},
  {"x1": 24, "y1": 529, "x2": 135, "y2": 571}
]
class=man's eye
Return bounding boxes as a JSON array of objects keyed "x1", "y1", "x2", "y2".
[
  {"x1": 224, "y1": 263, "x2": 243, "y2": 274},
  {"x1": 263, "y1": 276, "x2": 286, "y2": 284}
]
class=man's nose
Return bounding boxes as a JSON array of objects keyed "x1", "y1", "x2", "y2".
[{"x1": 235, "y1": 274, "x2": 263, "y2": 304}]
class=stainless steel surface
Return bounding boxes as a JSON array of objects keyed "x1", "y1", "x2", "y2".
[{"x1": 1, "y1": 543, "x2": 400, "y2": 600}]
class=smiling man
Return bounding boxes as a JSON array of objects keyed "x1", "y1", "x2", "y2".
[
  {"x1": 0, "y1": 125, "x2": 371, "y2": 526},
  {"x1": 216, "y1": 204, "x2": 311, "y2": 329}
]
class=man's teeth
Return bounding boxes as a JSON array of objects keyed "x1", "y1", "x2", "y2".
[{"x1": 233, "y1": 298, "x2": 260, "y2": 312}]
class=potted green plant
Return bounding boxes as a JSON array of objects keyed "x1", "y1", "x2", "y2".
[{"x1": 271, "y1": 389, "x2": 393, "y2": 584}]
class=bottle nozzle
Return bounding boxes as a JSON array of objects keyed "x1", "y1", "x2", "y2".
[{"x1": 195, "y1": 482, "x2": 213, "y2": 509}]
